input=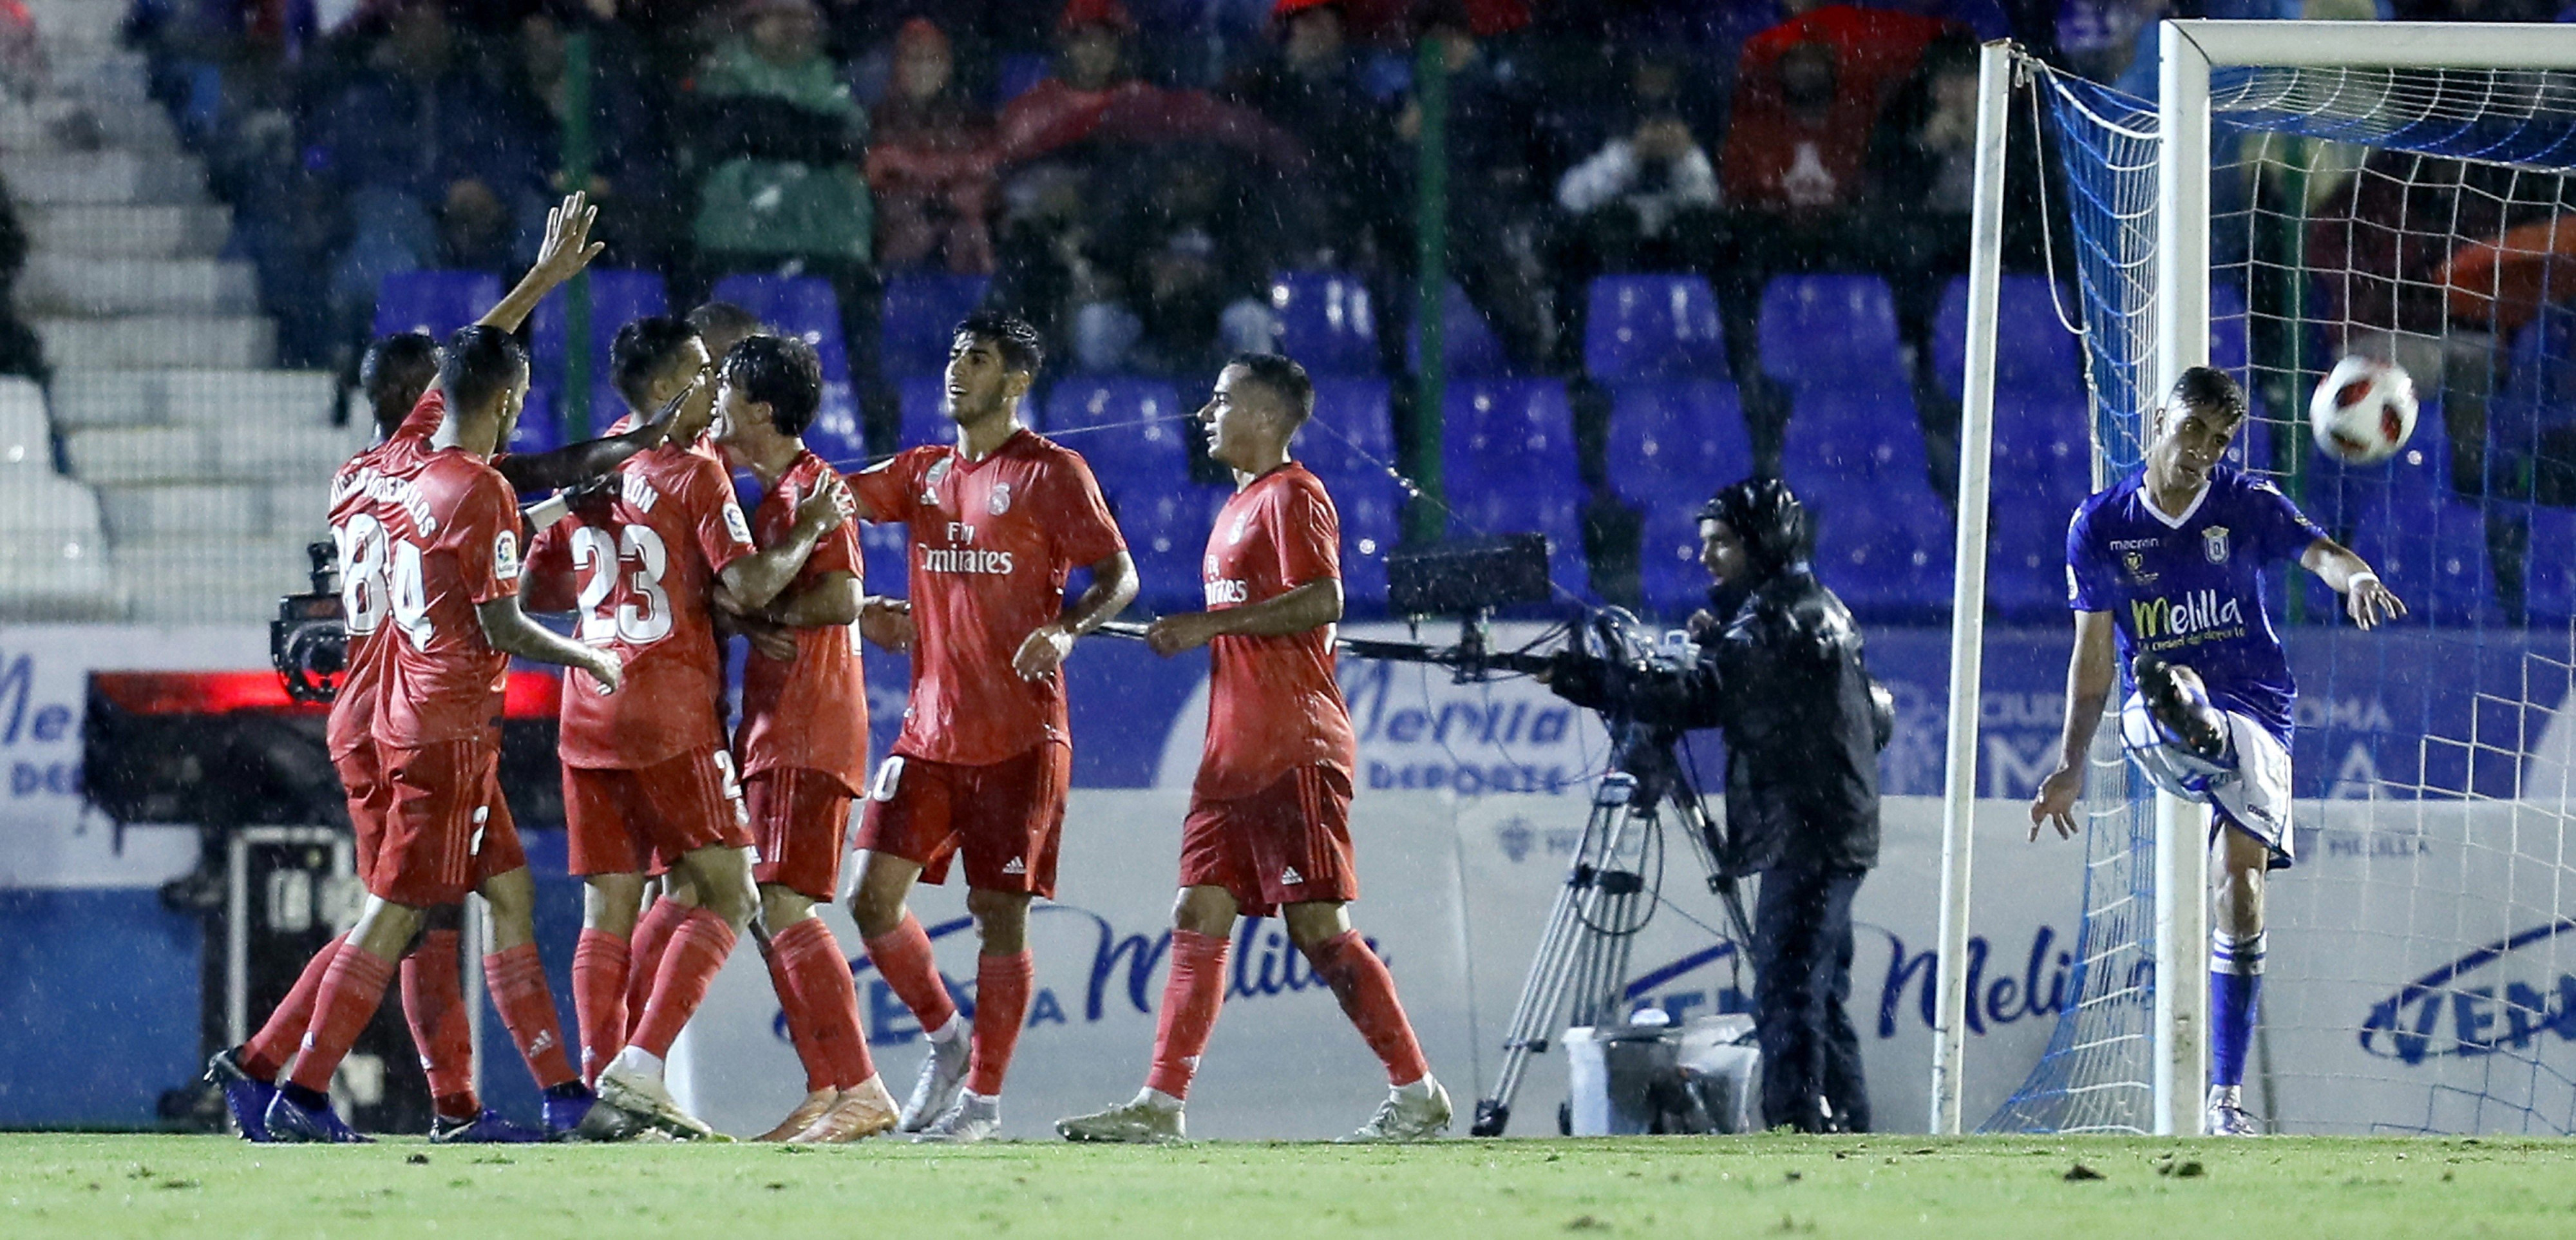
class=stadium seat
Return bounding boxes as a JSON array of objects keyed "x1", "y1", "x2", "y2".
[
  {"x1": 1781, "y1": 388, "x2": 1931, "y2": 491},
  {"x1": 896, "y1": 376, "x2": 952, "y2": 448},
  {"x1": 2209, "y1": 282, "x2": 2250, "y2": 377},
  {"x1": 1603, "y1": 381, "x2": 1751, "y2": 616},
  {"x1": 531, "y1": 269, "x2": 668, "y2": 396},
  {"x1": 1799, "y1": 473, "x2": 1955, "y2": 617},
  {"x1": 710, "y1": 273, "x2": 853, "y2": 384},
  {"x1": 1043, "y1": 377, "x2": 1193, "y2": 492},
  {"x1": 1933, "y1": 275, "x2": 2083, "y2": 399},
  {"x1": 1118, "y1": 484, "x2": 1233, "y2": 611},
  {"x1": 1583, "y1": 274, "x2": 1727, "y2": 383},
  {"x1": 373, "y1": 270, "x2": 502, "y2": 340},
  {"x1": 1298, "y1": 378, "x2": 1396, "y2": 481},
  {"x1": 1442, "y1": 379, "x2": 1587, "y2": 596},
  {"x1": 882, "y1": 273, "x2": 990, "y2": 377},
  {"x1": 2528, "y1": 506, "x2": 2576, "y2": 625},
  {"x1": 1760, "y1": 274, "x2": 1908, "y2": 392},
  {"x1": 1270, "y1": 272, "x2": 1379, "y2": 376},
  {"x1": 1304, "y1": 458, "x2": 1403, "y2": 611},
  {"x1": 511, "y1": 386, "x2": 565, "y2": 458},
  {"x1": 860, "y1": 519, "x2": 910, "y2": 601},
  {"x1": 2362, "y1": 491, "x2": 2498, "y2": 626},
  {"x1": 1410, "y1": 282, "x2": 1517, "y2": 378}
]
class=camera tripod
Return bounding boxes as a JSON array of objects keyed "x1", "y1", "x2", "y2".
[{"x1": 1468, "y1": 720, "x2": 1755, "y2": 1138}]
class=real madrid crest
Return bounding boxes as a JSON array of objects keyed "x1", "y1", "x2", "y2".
[
  {"x1": 2203, "y1": 525, "x2": 2230, "y2": 564},
  {"x1": 988, "y1": 482, "x2": 1012, "y2": 515},
  {"x1": 1227, "y1": 513, "x2": 1251, "y2": 545}
]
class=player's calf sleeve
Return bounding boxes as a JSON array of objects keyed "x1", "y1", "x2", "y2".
[
  {"x1": 629, "y1": 908, "x2": 739, "y2": 1060},
  {"x1": 1145, "y1": 930, "x2": 1231, "y2": 1100},
  {"x1": 763, "y1": 937, "x2": 832, "y2": 1094},
  {"x1": 775, "y1": 917, "x2": 876, "y2": 1089},
  {"x1": 625, "y1": 897, "x2": 690, "y2": 1040},
  {"x1": 243, "y1": 930, "x2": 346, "y2": 1081},
  {"x1": 2210, "y1": 929, "x2": 2266, "y2": 1089},
  {"x1": 287, "y1": 941, "x2": 399, "y2": 1094},
  {"x1": 401, "y1": 929, "x2": 478, "y2": 1118},
  {"x1": 1305, "y1": 930, "x2": 1429, "y2": 1089},
  {"x1": 861, "y1": 913, "x2": 960, "y2": 1035},
  {"x1": 573, "y1": 929, "x2": 631, "y2": 1087},
  {"x1": 483, "y1": 944, "x2": 577, "y2": 1091},
  {"x1": 966, "y1": 950, "x2": 1034, "y2": 1097}
]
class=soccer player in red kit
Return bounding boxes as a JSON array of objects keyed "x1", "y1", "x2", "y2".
[
  {"x1": 1056, "y1": 354, "x2": 1451, "y2": 1144},
  {"x1": 260, "y1": 326, "x2": 627, "y2": 1143},
  {"x1": 708, "y1": 334, "x2": 909, "y2": 1142},
  {"x1": 524, "y1": 316, "x2": 850, "y2": 1140},
  {"x1": 844, "y1": 313, "x2": 1137, "y2": 1143}
]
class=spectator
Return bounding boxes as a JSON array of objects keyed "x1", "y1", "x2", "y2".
[
  {"x1": 1224, "y1": 0, "x2": 1402, "y2": 272},
  {"x1": 1070, "y1": 144, "x2": 1276, "y2": 373},
  {"x1": 866, "y1": 18, "x2": 1000, "y2": 275},
  {"x1": 319, "y1": 0, "x2": 548, "y2": 356},
  {"x1": 688, "y1": 0, "x2": 872, "y2": 272},
  {"x1": 1548, "y1": 50, "x2": 1723, "y2": 373},
  {"x1": 511, "y1": 1, "x2": 673, "y2": 269}
]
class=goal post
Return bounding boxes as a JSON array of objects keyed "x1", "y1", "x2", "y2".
[{"x1": 1942, "y1": 19, "x2": 2576, "y2": 1138}]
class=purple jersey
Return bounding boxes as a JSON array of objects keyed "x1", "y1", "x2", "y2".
[{"x1": 2066, "y1": 465, "x2": 2327, "y2": 743}]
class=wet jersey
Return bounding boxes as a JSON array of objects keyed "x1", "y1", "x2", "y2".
[
  {"x1": 735, "y1": 449, "x2": 868, "y2": 789},
  {"x1": 2067, "y1": 464, "x2": 2328, "y2": 744},
  {"x1": 374, "y1": 447, "x2": 524, "y2": 749},
  {"x1": 1195, "y1": 463, "x2": 1357, "y2": 800},
  {"x1": 848, "y1": 429, "x2": 1124, "y2": 767}
]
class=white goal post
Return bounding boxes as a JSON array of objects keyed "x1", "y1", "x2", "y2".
[{"x1": 1937, "y1": 19, "x2": 2576, "y2": 1138}]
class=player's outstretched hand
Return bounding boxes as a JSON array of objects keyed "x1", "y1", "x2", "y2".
[
  {"x1": 2029, "y1": 765, "x2": 2083, "y2": 841},
  {"x1": 794, "y1": 470, "x2": 854, "y2": 535},
  {"x1": 2346, "y1": 575, "x2": 2407, "y2": 631},
  {"x1": 531, "y1": 191, "x2": 605, "y2": 290},
  {"x1": 1143, "y1": 612, "x2": 1220, "y2": 657},
  {"x1": 1012, "y1": 622, "x2": 1075, "y2": 680},
  {"x1": 860, "y1": 596, "x2": 913, "y2": 652},
  {"x1": 582, "y1": 647, "x2": 624, "y2": 696}
]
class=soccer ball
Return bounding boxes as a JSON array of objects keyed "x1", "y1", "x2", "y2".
[{"x1": 2307, "y1": 355, "x2": 2418, "y2": 466}]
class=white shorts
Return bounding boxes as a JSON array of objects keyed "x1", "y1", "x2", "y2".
[{"x1": 2119, "y1": 691, "x2": 2296, "y2": 866}]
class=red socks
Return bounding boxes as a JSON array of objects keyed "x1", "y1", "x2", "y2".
[
  {"x1": 764, "y1": 942, "x2": 831, "y2": 1094},
  {"x1": 773, "y1": 916, "x2": 876, "y2": 1089},
  {"x1": 483, "y1": 943, "x2": 577, "y2": 1091},
  {"x1": 862, "y1": 913, "x2": 959, "y2": 1036},
  {"x1": 287, "y1": 941, "x2": 398, "y2": 1093},
  {"x1": 1306, "y1": 930, "x2": 1429, "y2": 1087},
  {"x1": 1146, "y1": 930, "x2": 1231, "y2": 1100},
  {"x1": 967, "y1": 950, "x2": 1034, "y2": 1097},
  {"x1": 572, "y1": 929, "x2": 630, "y2": 1086},
  {"x1": 629, "y1": 908, "x2": 738, "y2": 1059},
  {"x1": 625, "y1": 896, "x2": 689, "y2": 1039},
  {"x1": 243, "y1": 930, "x2": 346, "y2": 1080},
  {"x1": 401, "y1": 929, "x2": 476, "y2": 1118}
]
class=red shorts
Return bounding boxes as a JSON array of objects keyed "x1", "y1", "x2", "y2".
[
  {"x1": 857, "y1": 745, "x2": 1068, "y2": 897},
  {"x1": 1179, "y1": 765, "x2": 1358, "y2": 917},
  {"x1": 564, "y1": 747, "x2": 753, "y2": 878},
  {"x1": 746, "y1": 767, "x2": 857, "y2": 902},
  {"x1": 374, "y1": 739, "x2": 503, "y2": 907},
  {"x1": 342, "y1": 742, "x2": 527, "y2": 897}
]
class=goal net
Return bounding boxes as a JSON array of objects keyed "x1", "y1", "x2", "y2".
[{"x1": 1980, "y1": 24, "x2": 2576, "y2": 1135}]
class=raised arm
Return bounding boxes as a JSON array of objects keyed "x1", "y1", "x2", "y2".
[
  {"x1": 1143, "y1": 578, "x2": 1341, "y2": 656},
  {"x1": 2029, "y1": 608, "x2": 2117, "y2": 841},
  {"x1": 475, "y1": 594, "x2": 621, "y2": 694},
  {"x1": 1012, "y1": 549, "x2": 1141, "y2": 681},
  {"x1": 477, "y1": 192, "x2": 605, "y2": 334},
  {"x1": 2300, "y1": 536, "x2": 2408, "y2": 631}
]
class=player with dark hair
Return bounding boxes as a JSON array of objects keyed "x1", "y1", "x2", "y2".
[
  {"x1": 708, "y1": 334, "x2": 907, "y2": 1142},
  {"x1": 523, "y1": 316, "x2": 851, "y2": 1139},
  {"x1": 688, "y1": 301, "x2": 766, "y2": 364},
  {"x1": 259, "y1": 317, "x2": 629, "y2": 1143},
  {"x1": 1056, "y1": 354, "x2": 1450, "y2": 1145},
  {"x1": 843, "y1": 312, "x2": 1137, "y2": 1142},
  {"x1": 214, "y1": 196, "x2": 643, "y2": 1143},
  {"x1": 2031, "y1": 365, "x2": 2407, "y2": 1136}
]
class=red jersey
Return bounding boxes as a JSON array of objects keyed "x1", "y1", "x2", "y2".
[
  {"x1": 735, "y1": 449, "x2": 868, "y2": 789},
  {"x1": 322, "y1": 405, "x2": 446, "y2": 758},
  {"x1": 374, "y1": 447, "x2": 525, "y2": 749},
  {"x1": 849, "y1": 429, "x2": 1124, "y2": 767},
  {"x1": 527, "y1": 441, "x2": 755, "y2": 769},
  {"x1": 1195, "y1": 463, "x2": 1355, "y2": 799}
]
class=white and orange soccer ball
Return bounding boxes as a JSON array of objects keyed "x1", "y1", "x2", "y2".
[{"x1": 2308, "y1": 354, "x2": 2419, "y2": 466}]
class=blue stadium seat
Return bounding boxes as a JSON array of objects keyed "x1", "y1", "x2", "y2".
[
  {"x1": 710, "y1": 273, "x2": 853, "y2": 385},
  {"x1": 882, "y1": 273, "x2": 989, "y2": 377},
  {"x1": 511, "y1": 386, "x2": 564, "y2": 458},
  {"x1": 2528, "y1": 506, "x2": 2576, "y2": 625},
  {"x1": 1604, "y1": 381, "x2": 1751, "y2": 616},
  {"x1": 1442, "y1": 379, "x2": 1587, "y2": 595},
  {"x1": 1799, "y1": 473, "x2": 1955, "y2": 616},
  {"x1": 996, "y1": 53, "x2": 1051, "y2": 106},
  {"x1": 2304, "y1": 401, "x2": 2450, "y2": 536},
  {"x1": 1271, "y1": 271, "x2": 1379, "y2": 376},
  {"x1": 1934, "y1": 275, "x2": 2083, "y2": 399},
  {"x1": 1760, "y1": 274, "x2": 1908, "y2": 392},
  {"x1": 1584, "y1": 274, "x2": 1727, "y2": 383},
  {"x1": 373, "y1": 270, "x2": 500, "y2": 340},
  {"x1": 1992, "y1": 392, "x2": 2092, "y2": 499},
  {"x1": 1410, "y1": 282, "x2": 1517, "y2": 378},
  {"x1": 1043, "y1": 377, "x2": 1193, "y2": 493},
  {"x1": 1298, "y1": 378, "x2": 1396, "y2": 481},
  {"x1": 1305, "y1": 461, "x2": 1403, "y2": 611},
  {"x1": 1117, "y1": 485, "x2": 1232, "y2": 612},
  {"x1": 1986, "y1": 392, "x2": 2093, "y2": 617},
  {"x1": 806, "y1": 383, "x2": 868, "y2": 471},
  {"x1": 896, "y1": 376, "x2": 951, "y2": 448},
  {"x1": 1781, "y1": 388, "x2": 1931, "y2": 490},
  {"x1": 2361, "y1": 491, "x2": 2497, "y2": 626},
  {"x1": 532, "y1": 269, "x2": 667, "y2": 396},
  {"x1": 2209, "y1": 282, "x2": 2249, "y2": 377},
  {"x1": 860, "y1": 520, "x2": 910, "y2": 601}
]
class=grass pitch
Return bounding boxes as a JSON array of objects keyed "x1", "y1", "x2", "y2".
[{"x1": 3, "y1": 1133, "x2": 2572, "y2": 1238}]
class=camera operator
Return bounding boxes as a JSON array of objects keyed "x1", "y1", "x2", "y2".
[{"x1": 1543, "y1": 477, "x2": 1885, "y2": 1134}]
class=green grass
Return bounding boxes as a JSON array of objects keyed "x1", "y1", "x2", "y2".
[{"x1": 4, "y1": 1134, "x2": 2574, "y2": 1238}]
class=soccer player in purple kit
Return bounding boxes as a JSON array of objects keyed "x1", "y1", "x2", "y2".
[{"x1": 2029, "y1": 367, "x2": 2407, "y2": 1136}]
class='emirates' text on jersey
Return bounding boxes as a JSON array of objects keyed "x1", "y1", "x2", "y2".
[
  {"x1": 735, "y1": 449, "x2": 868, "y2": 790},
  {"x1": 2066, "y1": 464, "x2": 2327, "y2": 743},
  {"x1": 373, "y1": 446, "x2": 524, "y2": 749},
  {"x1": 1195, "y1": 463, "x2": 1358, "y2": 799},
  {"x1": 529, "y1": 439, "x2": 756, "y2": 768},
  {"x1": 323, "y1": 390, "x2": 450, "y2": 758},
  {"x1": 849, "y1": 429, "x2": 1125, "y2": 767}
]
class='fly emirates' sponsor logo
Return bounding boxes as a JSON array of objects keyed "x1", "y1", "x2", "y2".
[
  {"x1": 2129, "y1": 588, "x2": 2244, "y2": 643},
  {"x1": 1204, "y1": 578, "x2": 1250, "y2": 606},
  {"x1": 919, "y1": 520, "x2": 1014, "y2": 575}
]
